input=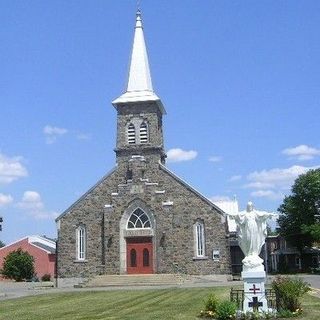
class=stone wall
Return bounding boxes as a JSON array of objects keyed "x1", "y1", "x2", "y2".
[{"x1": 57, "y1": 157, "x2": 231, "y2": 278}]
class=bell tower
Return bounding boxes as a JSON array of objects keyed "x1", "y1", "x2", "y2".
[{"x1": 112, "y1": 11, "x2": 166, "y2": 168}]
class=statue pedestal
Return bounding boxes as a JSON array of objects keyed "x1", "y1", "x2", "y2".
[{"x1": 241, "y1": 270, "x2": 268, "y2": 313}]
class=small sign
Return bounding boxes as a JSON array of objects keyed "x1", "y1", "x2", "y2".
[{"x1": 212, "y1": 249, "x2": 220, "y2": 261}]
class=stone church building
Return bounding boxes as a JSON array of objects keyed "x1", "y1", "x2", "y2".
[{"x1": 56, "y1": 11, "x2": 231, "y2": 285}]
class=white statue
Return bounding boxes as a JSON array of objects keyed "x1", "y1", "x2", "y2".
[{"x1": 227, "y1": 201, "x2": 276, "y2": 271}]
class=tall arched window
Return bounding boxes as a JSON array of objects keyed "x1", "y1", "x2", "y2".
[
  {"x1": 127, "y1": 123, "x2": 136, "y2": 144},
  {"x1": 139, "y1": 122, "x2": 148, "y2": 144},
  {"x1": 76, "y1": 226, "x2": 86, "y2": 260},
  {"x1": 127, "y1": 208, "x2": 151, "y2": 229},
  {"x1": 194, "y1": 221, "x2": 205, "y2": 257}
]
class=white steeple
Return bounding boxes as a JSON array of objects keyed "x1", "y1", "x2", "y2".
[{"x1": 112, "y1": 10, "x2": 165, "y2": 114}]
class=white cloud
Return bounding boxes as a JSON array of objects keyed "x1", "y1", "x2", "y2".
[
  {"x1": 0, "y1": 193, "x2": 13, "y2": 207},
  {"x1": 0, "y1": 153, "x2": 28, "y2": 184},
  {"x1": 244, "y1": 164, "x2": 319, "y2": 201},
  {"x1": 243, "y1": 182, "x2": 275, "y2": 189},
  {"x1": 209, "y1": 156, "x2": 222, "y2": 163},
  {"x1": 43, "y1": 125, "x2": 68, "y2": 144},
  {"x1": 18, "y1": 191, "x2": 58, "y2": 220},
  {"x1": 18, "y1": 191, "x2": 44, "y2": 210},
  {"x1": 229, "y1": 175, "x2": 242, "y2": 182},
  {"x1": 282, "y1": 145, "x2": 320, "y2": 161},
  {"x1": 246, "y1": 165, "x2": 318, "y2": 190},
  {"x1": 250, "y1": 190, "x2": 284, "y2": 201},
  {"x1": 167, "y1": 148, "x2": 197, "y2": 163}
]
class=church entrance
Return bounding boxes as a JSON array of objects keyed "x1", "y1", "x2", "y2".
[{"x1": 126, "y1": 237, "x2": 153, "y2": 274}]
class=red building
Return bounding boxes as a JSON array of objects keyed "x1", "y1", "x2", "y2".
[{"x1": 0, "y1": 235, "x2": 56, "y2": 280}]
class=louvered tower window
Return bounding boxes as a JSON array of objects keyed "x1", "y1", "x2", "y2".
[
  {"x1": 139, "y1": 122, "x2": 148, "y2": 144},
  {"x1": 127, "y1": 123, "x2": 136, "y2": 144}
]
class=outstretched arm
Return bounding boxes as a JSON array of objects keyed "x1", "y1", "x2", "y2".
[{"x1": 256, "y1": 211, "x2": 277, "y2": 220}]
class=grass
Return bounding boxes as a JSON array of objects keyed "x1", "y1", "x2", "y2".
[{"x1": 0, "y1": 287, "x2": 319, "y2": 320}]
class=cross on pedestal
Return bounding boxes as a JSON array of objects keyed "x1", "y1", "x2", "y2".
[
  {"x1": 249, "y1": 284, "x2": 260, "y2": 294},
  {"x1": 248, "y1": 296, "x2": 263, "y2": 311}
]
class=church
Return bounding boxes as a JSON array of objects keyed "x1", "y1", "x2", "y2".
[{"x1": 56, "y1": 11, "x2": 231, "y2": 285}]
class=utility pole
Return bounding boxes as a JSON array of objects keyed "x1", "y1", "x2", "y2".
[{"x1": 0, "y1": 216, "x2": 3, "y2": 231}]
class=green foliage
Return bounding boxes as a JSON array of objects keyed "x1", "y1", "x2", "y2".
[
  {"x1": 0, "y1": 240, "x2": 5, "y2": 248},
  {"x1": 215, "y1": 300, "x2": 237, "y2": 320},
  {"x1": 199, "y1": 293, "x2": 220, "y2": 318},
  {"x1": 272, "y1": 276, "x2": 310, "y2": 312},
  {"x1": 278, "y1": 168, "x2": 320, "y2": 250},
  {"x1": 200, "y1": 293, "x2": 237, "y2": 319},
  {"x1": 1, "y1": 248, "x2": 35, "y2": 281},
  {"x1": 205, "y1": 293, "x2": 219, "y2": 312},
  {"x1": 301, "y1": 224, "x2": 320, "y2": 242},
  {"x1": 41, "y1": 273, "x2": 51, "y2": 281},
  {"x1": 277, "y1": 309, "x2": 302, "y2": 318}
]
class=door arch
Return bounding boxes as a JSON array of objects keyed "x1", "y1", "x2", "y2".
[{"x1": 119, "y1": 199, "x2": 156, "y2": 274}]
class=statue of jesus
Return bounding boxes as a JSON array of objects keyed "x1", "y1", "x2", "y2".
[{"x1": 227, "y1": 201, "x2": 276, "y2": 271}]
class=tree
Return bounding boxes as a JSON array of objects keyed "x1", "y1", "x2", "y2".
[
  {"x1": 278, "y1": 168, "x2": 320, "y2": 251},
  {"x1": 1, "y1": 248, "x2": 35, "y2": 281},
  {"x1": 0, "y1": 240, "x2": 5, "y2": 248}
]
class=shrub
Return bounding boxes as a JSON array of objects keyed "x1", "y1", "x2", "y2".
[
  {"x1": 272, "y1": 276, "x2": 310, "y2": 312},
  {"x1": 205, "y1": 293, "x2": 219, "y2": 312},
  {"x1": 41, "y1": 273, "x2": 51, "y2": 282},
  {"x1": 1, "y1": 248, "x2": 35, "y2": 281},
  {"x1": 216, "y1": 300, "x2": 237, "y2": 320}
]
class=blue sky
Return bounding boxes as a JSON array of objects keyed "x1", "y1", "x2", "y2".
[{"x1": 1, "y1": 1, "x2": 319, "y2": 244}]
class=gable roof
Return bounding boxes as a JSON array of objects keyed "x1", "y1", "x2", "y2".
[
  {"x1": 0, "y1": 235, "x2": 56, "y2": 254},
  {"x1": 55, "y1": 166, "x2": 117, "y2": 221},
  {"x1": 159, "y1": 163, "x2": 225, "y2": 216},
  {"x1": 31, "y1": 242, "x2": 56, "y2": 254}
]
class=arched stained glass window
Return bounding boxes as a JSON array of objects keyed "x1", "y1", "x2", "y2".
[
  {"x1": 127, "y1": 208, "x2": 151, "y2": 229},
  {"x1": 127, "y1": 123, "x2": 136, "y2": 144},
  {"x1": 139, "y1": 122, "x2": 148, "y2": 144}
]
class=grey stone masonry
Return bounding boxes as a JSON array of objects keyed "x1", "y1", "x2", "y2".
[
  {"x1": 57, "y1": 155, "x2": 231, "y2": 278},
  {"x1": 56, "y1": 94, "x2": 231, "y2": 279}
]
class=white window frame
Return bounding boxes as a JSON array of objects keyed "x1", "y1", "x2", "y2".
[
  {"x1": 127, "y1": 208, "x2": 151, "y2": 229},
  {"x1": 76, "y1": 226, "x2": 86, "y2": 261},
  {"x1": 194, "y1": 221, "x2": 205, "y2": 258}
]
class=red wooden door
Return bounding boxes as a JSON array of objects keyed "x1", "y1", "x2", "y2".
[{"x1": 126, "y1": 237, "x2": 153, "y2": 274}]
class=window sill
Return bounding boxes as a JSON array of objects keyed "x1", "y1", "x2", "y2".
[
  {"x1": 74, "y1": 259, "x2": 88, "y2": 263},
  {"x1": 193, "y1": 256, "x2": 208, "y2": 261}
]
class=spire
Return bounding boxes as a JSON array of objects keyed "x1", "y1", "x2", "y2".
[
  {"x1": 112, "y1": 10, "x2": 165, "y2": 114},
  {"x1": 126, "y1": 10, "x2": 153, "y2": 93}
]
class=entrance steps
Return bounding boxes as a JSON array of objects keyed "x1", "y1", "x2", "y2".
[{"x1": 77, "y1": 274, "x2": 190, "y2": 288}]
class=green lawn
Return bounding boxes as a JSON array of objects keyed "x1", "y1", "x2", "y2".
[{"x1": 0, "y1": 287, "x2": 319, "y2": 320}]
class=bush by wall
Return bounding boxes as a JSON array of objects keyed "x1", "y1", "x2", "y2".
[{"x1": 272, "y1": 276, "x2": 310, "y2": 312}]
